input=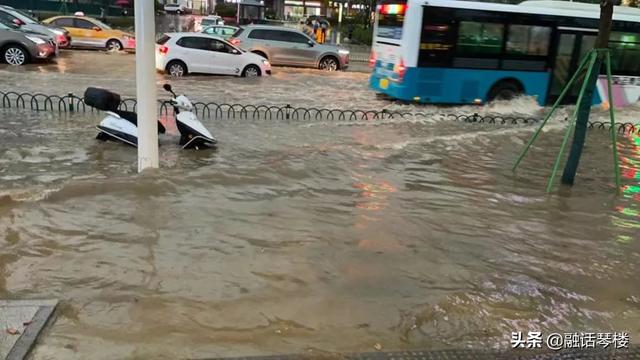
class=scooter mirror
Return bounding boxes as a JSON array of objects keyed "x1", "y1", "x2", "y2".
[{"x1": 163, "y1": 84, "x2": 172, "y2": 92}]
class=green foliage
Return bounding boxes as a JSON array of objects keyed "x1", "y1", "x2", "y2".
[
  {"x1": 265, "y1": 8, "x2": 276, "y2": 19},
  {"x1": 215, "y1": 2, "x2": 237, "y2": 17},
  {"x1": 350, "y1": 25, "x2": 372, "y2": 45}
]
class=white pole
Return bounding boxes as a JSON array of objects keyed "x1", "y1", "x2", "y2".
[
  {"x1": 135, "y1": 0, "x2": 159, "y2": 172},
  {"x1": 338, "y1": 2, "x2": 342, "y2": 44},
  {"x1": 237, "y1": 0, "x2": 240, "y2": 25}
]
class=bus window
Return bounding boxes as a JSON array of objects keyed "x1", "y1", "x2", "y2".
[
  {"x1": 457, "y1": 22, "x2": 504, "y2": 55},
  {"x1": 609, "y1": 32, "x2": 640, "y2": 75},
  {"x1": 377, "y1": 3, "x2": 406, "y2": 40},
  {"x1": 506, "y1": 25, "x2": 551, "y2": 56}
]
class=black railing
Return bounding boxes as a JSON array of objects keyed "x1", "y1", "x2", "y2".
[{"x1": 1, "y1": 90, "x2": 638, "y2": 135}]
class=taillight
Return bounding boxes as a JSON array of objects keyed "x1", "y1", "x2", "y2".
[
  {"x1": 229, "y1": 38, "x2": 240, "y2": 46},
  {"x1": 369, "y1": 51, "x2": 376, "y2": 67},
  {"x1": 56, "y1": 34, "x2": 66, "y2": 44},
  {"x1": 158, "y1": 45, "x2": 168, "y2": 55},
  {"x1": 396, "y1": 58, "x2": 406, "y2": 82}
]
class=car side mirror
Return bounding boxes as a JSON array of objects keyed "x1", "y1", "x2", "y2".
[
  {"x1": 231, "y1": 49, "x2": 240, "y2": 55},
  {"x1": 308, "y1": 40, "x2": 314, "y2": 47},
  {"x1": 93, "y1": 26, "x2": 102, "y2": 31}
]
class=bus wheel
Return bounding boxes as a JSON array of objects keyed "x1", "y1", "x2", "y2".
[{"x1": 487, "y1": 80, "x2": 523, "y2": 102}]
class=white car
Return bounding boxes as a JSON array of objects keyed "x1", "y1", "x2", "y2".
[
  {"x1": 164, "y1": 3, "x2": 187, "y2": 14},
  {"x1": 196, "y1": 15, "x2": 224, "y2": 32},
  {"x1": 155, "y1": 33, "x2": 271, "y2": 77}
]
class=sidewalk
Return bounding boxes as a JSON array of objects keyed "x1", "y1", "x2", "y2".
[{"x1": 1, "y1": 300, "x2": 58, "y2": 360}]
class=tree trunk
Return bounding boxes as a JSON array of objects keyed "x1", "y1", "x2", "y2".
[{"x1": 561, "y1": 0, "x2": 614, "y2": 186}]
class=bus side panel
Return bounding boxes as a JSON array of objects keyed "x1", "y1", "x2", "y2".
[{"x1": 371, "y1": 67, "x2": 551, "y2": 105}]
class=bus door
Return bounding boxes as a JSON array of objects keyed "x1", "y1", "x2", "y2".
[{"x1": 548, "y1": 28, "x2": 598, "y2": 104}]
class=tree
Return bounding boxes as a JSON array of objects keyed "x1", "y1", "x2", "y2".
[{"x1": 561, "y1": 0, "x2": 616, "y2": 185}]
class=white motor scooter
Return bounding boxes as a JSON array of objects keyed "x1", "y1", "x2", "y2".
[
  {"x1": 162, "y1": 84, "x2": 217, "y2": 150},
  {"x1": 88, "y1": 85, "x2": 216, "y2": 149},
  {"x1": 87, "y1": 87, "x2": 166, "y2": 147}
]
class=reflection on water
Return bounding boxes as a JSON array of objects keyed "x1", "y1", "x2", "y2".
[{"x1": 0, "y1": 108, "x2": 639, "y2": 359}]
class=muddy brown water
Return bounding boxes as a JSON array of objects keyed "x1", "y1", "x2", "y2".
[{"x1": 1, "y1": 51, "x2": 639, "y2": 359}]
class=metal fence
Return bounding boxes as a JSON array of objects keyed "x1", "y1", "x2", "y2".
[{"x1": 1, "y1": 90, "x2": 638, "y2": 135}]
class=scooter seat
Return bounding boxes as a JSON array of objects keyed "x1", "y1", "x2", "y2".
[{"x1": 114, "y1": 110, "x2": 166, "y2": 134}]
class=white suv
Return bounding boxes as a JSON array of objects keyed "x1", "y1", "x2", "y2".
[
  {"x1": 164, "y1": 3, "x2": 187, "y2": 14},
  {"x1": 156, "y1": 33, "x2": 271, "y2": 77}
]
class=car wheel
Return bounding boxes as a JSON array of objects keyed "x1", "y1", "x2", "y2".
[
  {"x1": 3, "y1": 46, "x2": 28, "y2": 66},
  {"x1": 319, "y1": 56, "x2": 338, "y2": 71},
  {"x1": 167, "y1": 60, "x2": 188, "y2": 77},
  {"x1": 242, "y1": 64, "x2": 261, "y2": 77},
  {"x1": 176, "y1": 10, "x2": 182, "y2": 15},
  {"x1": 107, "y1": 39, "x2": 123, "y2": 52}
]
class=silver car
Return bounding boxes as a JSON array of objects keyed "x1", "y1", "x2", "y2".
[
  {"x1": 0, "y1": 21, "x2": 57, "y2": 65},
  {"x1": 230, "y1": 25, "x2": 349, "y2": 71},
  {"x1": 0, "y1": 5, "x2": 71, "y2": 48}
]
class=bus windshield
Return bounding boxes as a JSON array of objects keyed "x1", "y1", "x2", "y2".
[{"x1": 376, "y1": 2, "x2": 406, "y2": 40}]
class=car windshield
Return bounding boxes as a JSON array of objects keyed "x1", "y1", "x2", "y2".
[
  {"x1": 10, "y1": 8, "x2": 39, "y2": 24},
  {"x1": 91, "y1": 18, "x2": 112, "y2": 30},
  {"x1": 92, "y1": 19, "x2": 113, "y2": 30}
]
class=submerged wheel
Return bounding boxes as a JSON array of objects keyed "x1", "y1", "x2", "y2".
[
  {"x1": 242, "y1": 64, "x2": 261, "y2": 77},
  {"x1": 106, "y1": 39, "x2": 123, "y2": 52},
  {"x1": 319, "y1": 56, "x2": 339, "y2": 71},
  {"x1": 166, "y1": 60, "x2": 188, "y2": 77},
  {"x1": 487, "y1": 80, "x2": 523, "y2": 102},
  {"x1": 3, "y1": 45, "x2": 28, "y2": 66}
]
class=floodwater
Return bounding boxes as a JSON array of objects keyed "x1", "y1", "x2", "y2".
[
  {"x1": 1, "y1": 51, "x2": 639, "y2": 359},
  {"x1": 0, "y1": 103, "x2": 639, "y2": 359}
]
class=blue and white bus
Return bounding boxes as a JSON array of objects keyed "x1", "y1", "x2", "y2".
[{"x1": 369, "y1": 0, "x2": 640, "y2": 107}]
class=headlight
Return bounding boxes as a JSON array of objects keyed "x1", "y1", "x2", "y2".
[
  {"x1": 261, "y1": 59, "x2": 270, "y2": 65},
  {"x1": 25, "y1": 35, "x2": 46, "y2": 45},
  {"x1": 123, "y1": 35, "x2": 134, "y2": 41},
  {"x1": 338, "y1": 49, "x2": 350, "y2": 55}
]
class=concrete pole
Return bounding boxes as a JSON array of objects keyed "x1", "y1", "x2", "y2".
[
  {"x1": 237, "y1": 0, "x2": 241, "y2": 25},
  {"x1": 135, "y1": 0, "x2": 159, "y2": 172},
  {"x1": 337, "y1": 3, "x2": 342, "y2": 44}
]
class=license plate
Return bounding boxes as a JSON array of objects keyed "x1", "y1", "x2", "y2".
[{"x1": 380, "y1": 78, "x2": 389, "y2": 89}]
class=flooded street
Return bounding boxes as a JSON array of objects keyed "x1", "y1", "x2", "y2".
[{"x1": 0, "y1": 50, "x2": 639, "y2": 359}]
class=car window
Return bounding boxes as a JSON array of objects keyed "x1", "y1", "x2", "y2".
[
  {"x1": 75, "y1": 19, "x2": 96, "y2": 29},
  {"x1": 223, "y1": 28, "x2": 236, "y2": 35},
  {"x1": 276, "y1": 30, "x2": 309, "y2": 43},
  {"x1": 0, "y1": 10, "x2": 16, "y2": 24},
  {"x1": 177, "y1": 36, "x2": 210, "y2": 50},
  {"x1": 156, "y1": 34, "x2": 171, "y2": 45},
  {"x1": 233, "y1": 28, "x2": 244, "y2": 37},
  {"x1": 207, "y1": 38, "x2": 234, "y2": 53},
  {"x1": 91, "y1": 18, "x2": 112, "y2": 30},
  {"x1": 53, "y1": 17, "x2": 74, "y2": 27},
  {"x1": 248, "y1": 29, "x2": 268, "y2": 40},
  {"x1": 11, "y1": 8, "x2": 38, "y2": 24}
]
